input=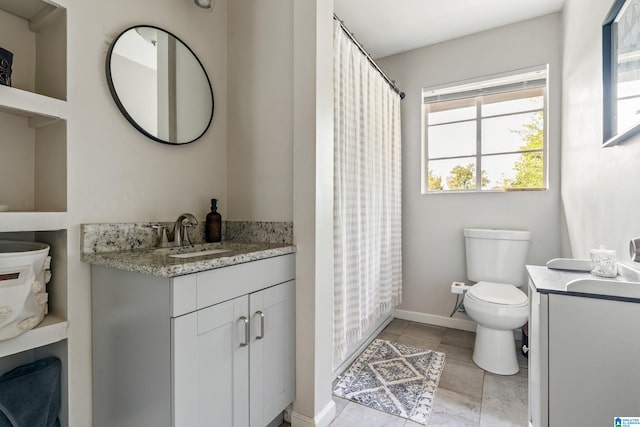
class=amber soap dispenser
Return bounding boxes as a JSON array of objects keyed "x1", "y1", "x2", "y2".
[{"x1": 205, "y1": 198, "x2": 222, "y2": 242}]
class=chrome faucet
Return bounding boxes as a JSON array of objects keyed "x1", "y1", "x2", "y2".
[{"x1": 172, "y1": 213, "x2": 198, "y2": 246}]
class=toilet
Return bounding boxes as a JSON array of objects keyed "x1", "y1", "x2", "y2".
[{"x1": 463, "y1": 228, "x2": 530, "y2": 375}]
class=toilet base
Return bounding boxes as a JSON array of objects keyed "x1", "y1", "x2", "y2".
[{"x1": 472, "y1": 325, "x2": 519, "y2": 375}]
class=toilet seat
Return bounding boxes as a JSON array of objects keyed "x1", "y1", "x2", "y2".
[{"x1": 466, "y1": 281, "x2": 528, "y2": 307}]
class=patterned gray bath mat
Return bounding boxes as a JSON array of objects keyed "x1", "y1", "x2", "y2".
[{"x1": 333, "y1": 339, "x2": 446, "y2": 425}]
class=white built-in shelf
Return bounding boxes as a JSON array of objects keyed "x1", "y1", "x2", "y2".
[
  {"x1": 0, "y1": 85, "x2": 67, "y2": 127},
  {"x1": 0, "y1": 211, "x2": 67, "y2": 232},
  {"x1": 0, "y1": 315, "x2": 68, "y2": 358},
  {"x1": 0, "y1": 0, "x2": 67, "y2": 25}
]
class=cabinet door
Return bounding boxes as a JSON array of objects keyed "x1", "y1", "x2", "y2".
[
  {"x1": 548, "y1": 294, "x2": 640, "y2": 426},
  {"x1": 528, "y1": 281, "x2": 549, "y2": 427},
  {"x1": 173, "y1": 295, "x2": 250, "y2": 427},
  {"x1": 249, "y1": 280, "x2": 295, "y2": 427}
]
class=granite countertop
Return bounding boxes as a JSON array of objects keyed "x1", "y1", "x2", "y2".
[{"x1": 81, "y1": 241, "x2": 296, "y2": 278}]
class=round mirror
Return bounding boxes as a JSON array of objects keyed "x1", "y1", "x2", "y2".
[{"x1": 106, "y1": 25, "x2": 214, "y2": 145}]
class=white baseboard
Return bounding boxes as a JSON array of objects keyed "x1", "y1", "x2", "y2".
[
  {"x1": 393, "y1": 309, "x2": 477, "y2": 332},
  {"x1": 291, "y1": 400, "x2": 336, "y2": 427},
  {"x1": 393, "y1": 309, "x2": 524, "y2": 339}
]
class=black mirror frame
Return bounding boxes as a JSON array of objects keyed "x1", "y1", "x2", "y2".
[
  {"x1": 603, "y1": 0, "x2": 640, "y2": 147},
  {"x1": 105, "y1": 25, "x2": 215, "y2": 146}
]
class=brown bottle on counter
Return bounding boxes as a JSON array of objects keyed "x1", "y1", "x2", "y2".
[{"x1": 205, "y1": 198, "x2": 222, "y2": 242}]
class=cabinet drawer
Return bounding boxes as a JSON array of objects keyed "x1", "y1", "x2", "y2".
[{"x1": 171, "y1": 254, "x2": 295, "y2": 316}]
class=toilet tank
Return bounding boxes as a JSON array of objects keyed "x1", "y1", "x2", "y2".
[{"x1": 464, "y1": 228, "x2": 531, "y2": 288}]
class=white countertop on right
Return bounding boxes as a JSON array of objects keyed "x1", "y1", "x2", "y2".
[{"x1": 527, "y1": 264, "x2": 640, "y2": 303}]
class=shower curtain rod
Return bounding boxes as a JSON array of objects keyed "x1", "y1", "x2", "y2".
[{"x1": 333, "y1": 14, "x2": 406, "y2": 100}]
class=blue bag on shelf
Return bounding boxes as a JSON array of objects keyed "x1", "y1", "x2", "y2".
[{"x1": 0, "y1": 356, "x2": 61, "y2": 427}]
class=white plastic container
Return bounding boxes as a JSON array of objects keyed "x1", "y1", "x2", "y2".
[
  {"x1": 0, "y1": 240, "x2": 51, "y2": 341},
  {"x1": 590, "y1": 246, "x2": 617, "y2": 278}
]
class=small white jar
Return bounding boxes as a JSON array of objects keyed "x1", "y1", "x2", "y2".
[{"x1": 590, "y1": 246, "x2": 617, "y2": 278}]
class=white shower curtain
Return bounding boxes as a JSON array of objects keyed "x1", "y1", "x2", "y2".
[{"x1": 333, "y1": 21, "x2": 403, "y2": 367}]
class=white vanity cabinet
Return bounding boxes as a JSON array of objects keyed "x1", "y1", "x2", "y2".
[
  {"x1": 92, "y1": 254, "x2": 295, "y2": 427},
  {"x1": 527, "y1": 277, "x2": 549, "y2": 427},
  {"x1": 527, "y1": 266, "x2": 640, "y2": 427},
  {"x1": 173, "y1": 280, "x2": 295, "y2": 427}
]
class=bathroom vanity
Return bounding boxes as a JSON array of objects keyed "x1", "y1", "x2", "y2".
[
  {"x1": 84, "y1": 242, "x2": 296, "y2": 427},
  {"x1": 527, "y1": 265, "x2": 640, "y2": 427}
]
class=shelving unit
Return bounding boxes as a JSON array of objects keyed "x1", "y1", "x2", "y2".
[
  {"x1": 0, "y1": 0, "x2": 69, "y2": 424},
  {"x1": 0, "y1": 316, "x2": 69, "y2": 358},
  {"x1": 0, "y1": 0, "x2": 67, "y2": 214},
  {"x1": 0, "y1": 85, "x2": 67, "y2": 121},
  {"x1": 0, "y1": 211, "x2": 67, "y2": 232}
]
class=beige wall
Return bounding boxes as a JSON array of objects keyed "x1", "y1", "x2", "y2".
[
  {"x1": 228, "y1": 3, "x2": 337, "y2": 425},
  {"x1": 291, "y1": 1, "x2": 336, "y2": 424},
  {"x1": 227, "y1": 0, "x2": 294, "y2": 221},
  {"x1": 378, "y1": 14, "x2": 565, "y2": 321},
  {"x1": 69, "y1": 0, "x2": 227, "y2": 223},
  {"x1": 561, "y1": 0, "x2": 640, "y2": 261},
  {"x1": 65, "y1": 0, "x2": 227, "y2": 423}
]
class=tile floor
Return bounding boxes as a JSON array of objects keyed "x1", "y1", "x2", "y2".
[{"x1": 283, "y1": 319, "x2": 528, "y2": 427}]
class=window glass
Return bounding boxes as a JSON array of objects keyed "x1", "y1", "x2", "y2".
[
  {"x1": 481, "y1": 152, "x2": 543, "y2": 190},
  {"x1": 482, "y1": 112, "x2": 542, "y2": 154},
  {"x1": 427, "y1": 98, "x2": 476, "y2": 125},
  {"x1": 428, "y1": 121, "x2": 476, "y2": 158},
  {"x1": 422, "y1": 68, "x2": 547, "y2": 193},
  {"x1": 427, "y1": 157, "x2": 478, "y2": 191},
  {"x1": 481, "y1": 89, "x2": 543, "y2": 117}
]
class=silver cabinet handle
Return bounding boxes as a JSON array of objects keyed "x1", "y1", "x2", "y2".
[
  {"x1": 239, "y1": 316, "x2": 249, "y2": 347},
  {"x1": 255, "y1": 311, "x2": 264, "y2": 340}
]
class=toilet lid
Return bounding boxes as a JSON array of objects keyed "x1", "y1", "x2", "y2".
[{"x1": 467, "y1": 281, "x2": 528, "y2": 305}]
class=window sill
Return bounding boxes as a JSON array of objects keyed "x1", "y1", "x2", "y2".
[{"x1": 423, "y1": 187, "x2": 548, "y2": 195}]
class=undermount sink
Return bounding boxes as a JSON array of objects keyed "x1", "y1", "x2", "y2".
[
  {"x1": 153, "y1": 244, "x2": 230, "y2": 259},
  {"x1": 565, "y1": 277, "x2": 640, "y2": 299}
]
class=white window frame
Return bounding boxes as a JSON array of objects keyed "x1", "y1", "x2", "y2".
[{"x1": 421, "y1": 65, "x2": 549, "y2": 194}]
